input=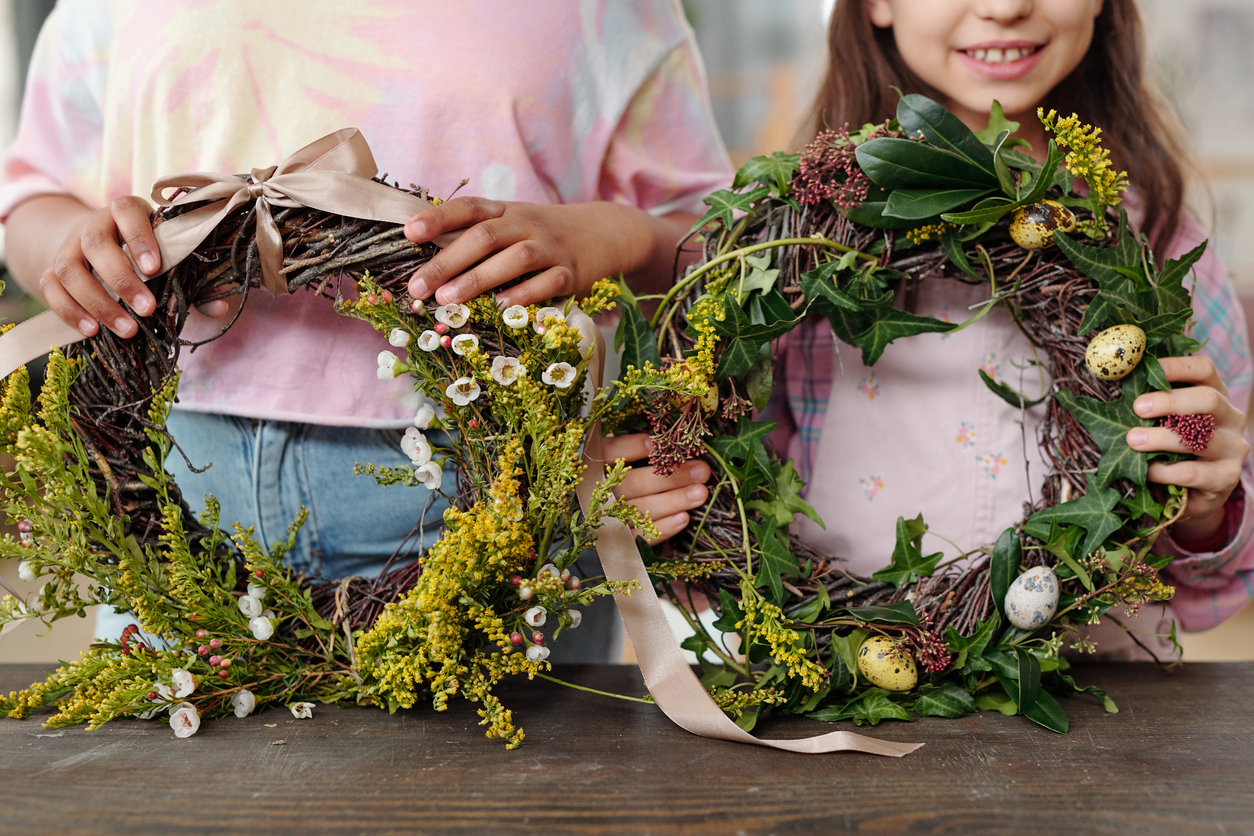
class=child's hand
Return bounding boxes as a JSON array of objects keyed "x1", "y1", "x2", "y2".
[
  {"x1": 1125, "y1": 356, "x2": 1250, "y2": 545},
  {"x1": 602, "y1": 433, "x2": 710, "y2": 545},
  {"x1": 404, "y1": 198, "x2": 691, "y2": 308},
  {"x1": 39, "y1": 196, "x2": 165, "y2": 338}
]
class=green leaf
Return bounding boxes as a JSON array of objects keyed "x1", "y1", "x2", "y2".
[
  {"x1": 974, "y1": 100, "x2": 1021, "y2": 145},
  {"x1": 1137, "y1": 309, "x2": 1194, "y2": 346},
  {"x1": 733, "y1": 253, "x2": 780, "y2": 300},
  {"x1": 1015, "y1": 141, "x2": 1064, "y2": 206},
  {"x1": 827, "y1": 629, "x2": 869, "y2": 689},
  {"x1": 707, "y1": 418, "x2": 776, "y2": 484},
  {"x1": 991, "y1": 129, "x2": 1015, "y2": 197},
  {"x1": 1021, "y1": 688, "x2": 1069, "y2": 733},
  {"x1": 841, "y1": 601, "x2": 919, "y2": 626},
  {"x1": 1054, "y1": 367, "x2": 1152, "y2": 488},
  {"x1": 1057, "y1": 671, "x2": 1119, "y2": 714},
  {"x1": 1155, "y1": 241, "x2": 1205, "y2": 314},
  {"x1": 614, "y1": 300, "x2": 661, "y2": 376},
  {"x1": 1142, "y1": 354, "x2": 1170, "y2": 393},
  {"x1": 849, "y1": 303, "x2": 953, "y2": 367},
  {"x1": 808, "y1": 688, "x2": 913, "y2": 725},
  {"x1": 1076, "y1": 293, "x2": 1119, "y2": 336},
  {"x1": 897, "y1": 93, "x2": 997, "y2": 178},
  {"x1": 975, "y1": 689, "x2": 1018, "y2": 715},
  {"x1": 946, "y1": 613, "x2": 999, "y2": 674},
  {"x1": 800, "y1": 262, "x2": 861, "y2": 311},
  {"x1": 1040, "y1": 521, "x2": 1094, "y2": 592},
  {"x1": 1015, "y1": 647, "x2": 1042, "y2": 710},
  {"x1": 1120, "y1": 485, "x2": 1164, "y2": 521},
  {"x1": 1023, "y1": 473, "x2": 1123, "y2": 566},
  {"x1": 979, "y1": 369, "x2": 1045, "y2": 410},
  {"x1": 990, "y1": 527, "x2": 1021, "y2": 620},
  {"x1": 872, "y1": 515, "x2": 944, "y2": 587},
  {"x1": 829, "y1": 653, "x2": 855, "y2": 694},
  {"x1": 752, "y1": 520, "x2": 801, "y2": 604},
  {"x1": 856, "y1": 137, "x2": 999, "y2": 191},
  {"x1": 940, "y1": 195, "x2": 1017, "y2": 225},
  {"x1": 692, "y1": 185, "x2": 769, "y2": 232},
  {"x1": 744, "y1": 346, "x2": 774, "y2": 413},
  {"x1": 883, "y1": 187, "x2": 993, "y2": 220},
  {"x1": 733, "y1": 151, "x2": 801, "y2": 198},
  {"x1": 711, "y1": 293, "x2": 796, "y2": 379},
  {"x1": 712, "y1": 588, "x2": 746, "y2": 633},
  {"x1": 941, "y1": 232, "x2": 979, "y2": 278},
  {"x1": 913, "y1": 682, "x2": 977, "y2": 718},
  {"x1": 744, "y1": 459, "x2": 825, "y2": 529}
]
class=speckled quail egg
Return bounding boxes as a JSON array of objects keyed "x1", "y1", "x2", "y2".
[
  {"x1": 1084, "y1": 324, "x2": 1146, "y2": 381},
  {"x1": 1009, "y1": 200, "x2": 1077, "y2": 250},
  {"x1": 856, "y1": 636, "x2": 918, "y2": 691},
  {"x1": 1004, "y1": 565, "x2": 1060, "y2": 630}
]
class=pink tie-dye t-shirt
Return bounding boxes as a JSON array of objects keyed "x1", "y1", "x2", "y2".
[{"x1": 0, "y1": 0, "x2": 733, "y2": 426}]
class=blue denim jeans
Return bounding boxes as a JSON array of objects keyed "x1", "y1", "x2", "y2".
[{"x1": 96, "y1": 411, "x2": 449, "y2": 638}]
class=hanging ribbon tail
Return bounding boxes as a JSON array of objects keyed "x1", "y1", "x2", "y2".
[
  {"x1": 0, "y1": 617, "x2": 30, "y2": 640},
  {"x1": 577, "y1": 328, "x2": 921, "y2": 757}
]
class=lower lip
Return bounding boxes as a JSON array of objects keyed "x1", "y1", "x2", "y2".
[{"x1": 956, "y1": 48, "x2": 1044, "y2": 81}]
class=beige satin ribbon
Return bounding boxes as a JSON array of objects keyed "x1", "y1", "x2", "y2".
[
  {"x1": 578, "y1": 329, "x2": 920, "y2": 756},
  {"x1": 0, "y1": 127, "x2": 440, "y2": 381}
]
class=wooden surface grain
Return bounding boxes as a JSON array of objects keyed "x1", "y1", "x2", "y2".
[{"x1": 1, "y1": 662, "x2": 1250, "y2": 835}]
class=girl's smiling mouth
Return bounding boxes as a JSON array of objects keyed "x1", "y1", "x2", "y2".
[{"x1": 957, "y1": 41, "x2": 1045, "y2": 79}]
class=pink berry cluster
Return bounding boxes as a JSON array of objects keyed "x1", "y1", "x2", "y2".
[
  {"x1": 793, "y1": 125, "x2": 873, "y2": 209},
  {"x1": 194, "y1": 628, "x2": 234, "y2": 679},
  {"x1": 118, "y1": 623, "x2": 149, "y2": 657},
  {"x1": 1160, "y1": 413, "x2": 1216, "y2": 453}
]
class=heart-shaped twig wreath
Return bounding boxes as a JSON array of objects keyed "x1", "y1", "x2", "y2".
[{"x1": 0, "y1": 99, "x2": 1201, "y2": 748}]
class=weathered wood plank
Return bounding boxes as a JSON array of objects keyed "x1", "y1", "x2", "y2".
[{"x1": 1, "y1": 663, "x2": 1250, "y2": 834}]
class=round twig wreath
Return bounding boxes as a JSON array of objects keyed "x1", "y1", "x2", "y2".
[{"x1": 0, "y1": 98, "x2": 1198, "y2": 744}]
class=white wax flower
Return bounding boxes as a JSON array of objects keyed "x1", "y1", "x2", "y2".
[
  {"x1": 569, "y1": 609, "x2": 583, "y2": 629},
  {"x1": 446, "y1": 377, "x2": 481, "y2": 406},
  {"x1": 246, "y1": 581, "x2": 267, "y2": 601},
  {"x1": 532, "y1": 306, "x2": 565, "y2": 334},
  {"x1": 376, "y1": 350, "x2": 404, "y2": 381},
  {"x1": 417, "y1": 330, "x2": 440, "y2": 352},
  {"x1": 169, "y1": 703, "x2": 201, "y2": 738},
  {"x1": 502, "y1": 305, "x2": 529, "y2": 329},
  {"x1": 250, "y1": 616, "x2": 275, "y2": 641},
  {"x1": 170, "y1": 669, "x2": 196, "y2": 698},
  {"x1": 526, "y1": 645, "x2": 550, "y2": 662},
  {"x1": 388, "y1": 328, "x2": 411, "y2": 348},
  {"x1": 231, "y1": 689, "x2": 257, "y2": 718},
  {"x1": 290, "y1": 702, "x2": 315, "y2": 719},
  {"x1": 17, "y1": 560, "x2": 36, "y2": 582},
  {"x1": 434, "y1": 303, "x2": 470, "y2": 328},
  {"x1": 401, "y1": 427, "x2": 432, "y2": 467},
  {"x1": 238, "y1": 594, "x2": 263, "y2": 618},
  {"x1": 524, "y1": 606, "x2": 547, "y2": 628},
  {"x1": 155, "y1": 683, "x2": 173, "y2": 701},
  {"x1": 415, "y1": 462, "x2": 443, "y2": 490},
  {"x1": 539, "y1": 563, "x2": 560, "y2": 579},
  {"x1": 451, "y1": 334, "x2": 480, "y2": 356},
  {"x1": 542, "y1": 362, "x2": 576, "y2": 389},
  {"x1": 490, "y1": 356, "x2": 525, "y2": 386},
  {"x1": 413, "y1": 402, "x2": 436, "y2": 429},
  {"x1": 565, "y1": 308, "x2": 597, "y2": 357}
]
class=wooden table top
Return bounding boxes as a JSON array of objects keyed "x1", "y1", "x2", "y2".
[{"x1": 1, "y1": 662, "x2": 1250, "y2": 834}]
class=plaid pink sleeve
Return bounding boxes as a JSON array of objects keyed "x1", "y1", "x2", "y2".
[{"x1": 1158, "y1": 215, "x2": 1254, "y2": 631}]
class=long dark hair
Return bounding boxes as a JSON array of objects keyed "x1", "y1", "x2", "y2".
[{"x1": 807, "y1": 0, "x2": 1189, "y2": 252}]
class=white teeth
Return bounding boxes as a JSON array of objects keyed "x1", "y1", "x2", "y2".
[{"x1": 966, "y1": 46, "x2": 1035, "y2": 64}]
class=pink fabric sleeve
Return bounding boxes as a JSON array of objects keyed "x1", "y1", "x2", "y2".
[
  {"x1": 598, "y1": 38, "x2": 733, "y2": 216},
  {"x1": 0, "y1": 6, "x2": 108, "y2": 219},
  {"x1": 1155, "y1": 214, "x2": 1254, "y2": 630}
]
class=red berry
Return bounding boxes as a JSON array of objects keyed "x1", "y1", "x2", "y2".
[
  {"x1": 509, "y1": 632, "x2": 523, "y2": 646},
  {"x1": 121, "y1": 648, "x2": 131, "y2": 656},
  {"x1": 253, "y1": 569, "x2": 264, "y2": 579},
  {"x1": 195, "y1": 629, "x2": 209, "y2": 638},
  {"x1": 218, "y1": 670, "x2": 229, "y2": 680},
  {"x1": 209, "y1": 638, "x2": 222, "y2": 650},
  {"x1": 380, "y1": 290, "x2": 393, "y2": 303},
  {"x1": 198, "y1": 645, "x2": 209, "y2": 656},
  {"x1": 146, "y1": 691, "x2": 158, "y2": 701},
  {"x1": 532, "y1": 631, "x2": 545, "y2": 645},
  {"x1": 468, "y1": 419, "x2": 480, "y2": 430},
  {"x1": 510, "y1": 575, "x2": 522, "y2": 586},
  {"x1": 434, "y1": 322, "x2": 449, "y2": 335},
  {"x1": 17, "y1": 519, "x2": 33, "y2": 533}
]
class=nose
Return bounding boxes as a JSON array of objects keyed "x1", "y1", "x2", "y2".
[{"x1": 973, "y1": 0, "x2": 1033, "y2": 24}]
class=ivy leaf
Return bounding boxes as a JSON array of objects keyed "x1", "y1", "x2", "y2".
[
  {"x1": 800, "y1": 262, "x2": 862, "y2": 311},
  {"x1": 1137, "y1": 309, "x2": 1194, "y2": 346},
  {"x1": 827, "y1": 629, "x2": 869, "y2": 689},
  {"x1": 614, "y1": 300, "x2": 661, "y2": 376},
  {"x1": 912, "y1": 682, "x2": 977, "y2": 718},
  {"x1": 974, "y1": 99, "x2": 1021, "y2": 145},
  {"x1": 829, "y1": 653, "x2": 855, "y2": 694},
  {"x1": 883, "y1": 187, "x2": 993, "y2": 220},
  {"x1": 896, "y1": 93, "x2": 997, "y2": 179},
  {"x1": 979, "y1": 369, "x2": 1046, "y2": 410},
  {"x1": 1076, "y1": 293, "x2": 1119, "y2": 337},
  {"x1": 752, "y1": 519, "x2": 800, "y2": 604},
  {"x1": 1120, "y1": 485, "x2": 1164, "y2": 521},
  {"x1": 711, "y1": 293, "x2": 796, "y2": 379},
  {"x1": 990, "y1": 527, "x2": 1021, "y2": 620},
  {"x1": 711, "y1": 588, "x2": 746, "y2": 633},
  {"x1": 849, "y1": 302, "x2": 953, "y2": 367},
  {"x1": 707, "y1": 418, "x2": 776, "y2": 484},
  {"x1": 1040, "y1": 521, "x2": 1094, "y2": 591},
  {"x1": 1155, "y1": 240, "x2": 1205, "y2": 314},
  {"x1": 840, "y1": 601, "x2": 918, "y2": 626},
  {"x1": 808, "y1": 688, "x2": 913, "y2": 725},
  {"x1": 872, "y1": 515, "x2": 944, "y2": 587},
  {"x1": 733, "y1": 151, "x2": 801, "y2": 198},
  {"x1": 1023, "y1": 473, "x2": 1123, "y2": 564},
  {"x1": 946, "y1": 612, "x2": 999, "y2": 674},
  {"x1": 1054, "y1": 368, "x2": 1152, "y2": 488},
  {"x1": 856, "y1": 137, "x2": 999, "y2": 190},
  {"x1": 692, "y1": 185, "x2": 769, "y2": 233},
  {"x1": 733, "y1": 253, "x2": 780, "y2": 300},
  {"x1": 745, "y1": 458, "x2": 825, "y2": 529}
]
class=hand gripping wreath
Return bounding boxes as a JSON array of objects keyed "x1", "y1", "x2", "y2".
[{"x1": 0, "y1": 99, "x2": 1201, "y2": 747}]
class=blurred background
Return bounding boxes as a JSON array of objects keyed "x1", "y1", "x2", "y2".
[{"x1": 1, "y1": 0, "x2": 1251, "y2": 663}]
